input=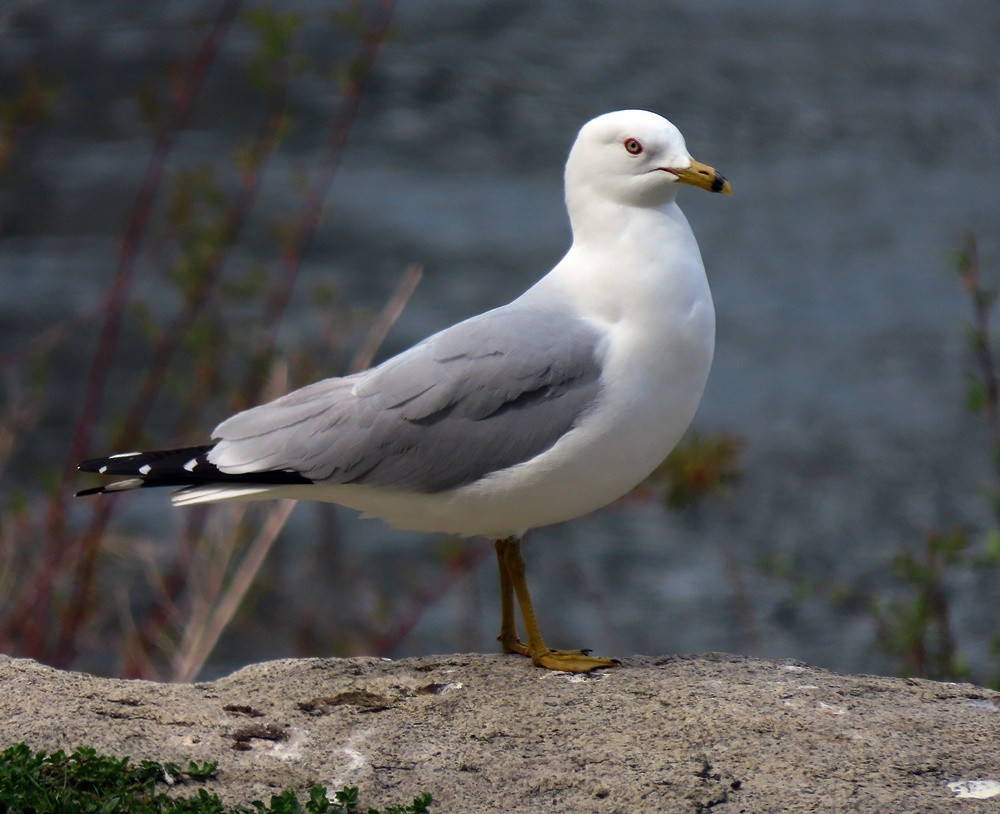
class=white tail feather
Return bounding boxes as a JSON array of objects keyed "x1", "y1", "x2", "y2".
[{"x1": 170, "y1": 485, "x2": 277, "y2": 507}]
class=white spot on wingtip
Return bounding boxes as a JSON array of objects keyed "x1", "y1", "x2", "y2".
[
  {"x1": 183, "y1": 458, "x2": 198, "y2": 472},
  {"x1": 138, "y1": 464, "x2": 152, "y2": 475},
  {"x1": 109, "y1": 452, "x2": 142, "y2": 459},
  {"x1": 98, "y1": 466, "x2": 107, "y2": 474}
]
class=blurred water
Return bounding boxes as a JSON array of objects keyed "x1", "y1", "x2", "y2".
[{"x1": 1, "y1": 0, "x2": 999, "y2": 679}]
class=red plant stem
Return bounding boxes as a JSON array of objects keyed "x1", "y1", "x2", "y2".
[
  {"x1": 0, "y1": 0, "x2": 243, "y2": 659},
  {"x1": 0, "y1": 301, "x2": 103, "y2": 372},
  {"x1": 371, "y1": 539, "x2": 494, "y2": 658},
  {"x1": 964, "y1": 236, "x2": 1000, "y2": 445},
  {"x1": 53, "y1": 41, "x2": 290, "y2": 671},
  {"x1": 56, "y1": 0, "x2": 396, "y2": 669},
  {"x1": 119, "y1": 507, "x2": 209, "y2": 679},
  {"x1": 15, "y1": 497, "x2": 114, "y2": 659},
  {"x1": 240, "y1": 0, "x2": 396, "y2": 405},
  {"x1": 59, "y1": 0, "x2": 243, "y2": 511},
  {"x1": 114, "y1": 72, "x2": 289, "y2": 450},
  {"x1": 102, "y1": 81, "x2": 290, "y2": 677},
  {"x1": 0, "y1": 71, "x2": 56, "y2": 173},
  {"x1": 349, "y1": 263, "x2": 423, "y2": 373}
]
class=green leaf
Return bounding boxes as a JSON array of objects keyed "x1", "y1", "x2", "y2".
[
  {"x1": 328, "y1": 8, "x2": 366, "y2": 35},
  {"x1": 965, "y1": 373, "x2": 988, "y2": 413},
  {"x1": 0, "y1": 742, "x2": 433, "y2": 812}
]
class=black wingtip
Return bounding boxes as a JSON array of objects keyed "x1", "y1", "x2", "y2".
[
  {"x1": 75, "y1": 443, "x2": 313, "y2": 498},
  {"x1": 78, "y1": 452, "x2": 144, "y2": 473},
  {"x1": 78, "y1": 457, "x2": 110, "y2": 473},
  {"x1": 75, "y1": 486, "x2": 108, "y2": 497},
  {"x1": 76, "y1": 477, "x2": 148, "y2": 497}
]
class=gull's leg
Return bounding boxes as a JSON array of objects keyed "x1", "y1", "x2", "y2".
[
  {"x1": 501, "y1": 536, "x2": 618, "y2": 673},
  {"x1": 494, "y1": 537, "x2": 529, "y2": 656}
]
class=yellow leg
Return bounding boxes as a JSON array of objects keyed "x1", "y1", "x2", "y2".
[
  {"x1": 494, "y1": 538, "x2": 529, "y2": 656},
  {"x1": 493, "y1": 536, "x2": 618, "y2": 673}
]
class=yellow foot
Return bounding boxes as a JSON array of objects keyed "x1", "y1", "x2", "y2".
[
  {"x1": 498, "y1": 635, "x2": 618, "y2": 672},
  {"x1": 498, "y1": 635, "x2": 530, "y2": 657},
  {"x1": 531, "y1": 649, "x2": 620, "y2": 673}
]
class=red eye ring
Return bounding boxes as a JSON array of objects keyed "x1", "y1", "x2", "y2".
[{"x1": 623, "y1": 137, "x2": 643, "y2": 155}]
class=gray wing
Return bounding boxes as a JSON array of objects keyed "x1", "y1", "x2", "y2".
[{"x1": 208, "y1": 304, "x2": 605, "y2": 493}]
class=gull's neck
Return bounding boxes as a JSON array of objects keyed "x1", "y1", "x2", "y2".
[
  {"x1": 526, "y1": 194, "x2": 709, "y2": 327},
  {"x1": 565, "y1": 182, "x2": 679, "y2": 246}
]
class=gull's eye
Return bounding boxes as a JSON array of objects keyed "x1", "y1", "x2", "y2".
[{"x1": 623, "y1": 137, "x2": 643, "y2": 155}]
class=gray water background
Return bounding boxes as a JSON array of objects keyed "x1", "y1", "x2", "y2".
[{"x1": 2, "y1": 0, "x2": 999, "y2": 679}]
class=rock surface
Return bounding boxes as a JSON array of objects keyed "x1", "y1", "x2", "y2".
[{"x1": 1, "y1": 652, "x2": 998, "y2": 812}]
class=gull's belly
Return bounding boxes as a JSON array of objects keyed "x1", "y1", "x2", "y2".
[{"x1": 475, "y1": 307, "x2": 715, "y2": 530}]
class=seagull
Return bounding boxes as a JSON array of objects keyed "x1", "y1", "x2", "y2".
[{"x1": 78, "y1": 110, "x2": 731, "y2": 673}]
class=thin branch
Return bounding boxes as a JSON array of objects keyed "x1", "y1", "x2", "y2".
[
  {"x1": 118, "y1": 508, "x2": 208, "y2": 679},
  {"x1": 960, "y1": 235, "x2": 1000, "y2": 444},
  {"x1": 112, "y1": 63, "x2": 289, "y2": 449},
  {"x1": 59, "y1": 0, "x2": 244, "y2": 503},
  {"x1": 240, "y1": 0, "x2": 396, "y2": 403},
  {"x1": 0, "y1": 0, "x2": 243, "y2": 660},
  {"x1": 171, "y1": 499, "x2": 297, "y2": 683},
  {"x1": 48, "y1": 0, "x2": 247, "y2": 665},
  {"x1": 169, "y1": 506, "x2": 247, "y2": 677},
  {"x1": 349, "y1": 264, "x2": 423, "y2": 373},
  {"x1": 370, "y1": 539, "x2": 493, "y2": 658},
  {"x1": 0, "y1": 300, "x2": 102, "y2": 373}
]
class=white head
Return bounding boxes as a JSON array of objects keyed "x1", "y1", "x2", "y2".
[{"x1": 565, "y1": 110, "x2": 730, "y2": 211}]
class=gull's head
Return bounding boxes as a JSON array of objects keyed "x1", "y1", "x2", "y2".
[{"x1": 565, "y1": 110, "x2": 731, "y2": 209}]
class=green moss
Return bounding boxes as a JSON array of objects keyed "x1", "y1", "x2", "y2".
[{"x1": 0, "y1": 743, "x2": 432, "y2": 814}]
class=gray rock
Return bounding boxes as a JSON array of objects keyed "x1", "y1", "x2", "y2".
[{"x1": 1, "y1": 653, "x2": 997, "y2": 812}]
